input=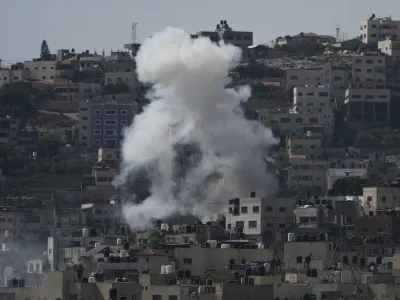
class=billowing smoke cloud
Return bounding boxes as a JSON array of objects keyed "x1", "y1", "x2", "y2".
[{"x1": 115, "y1": 27, "x2": 278, "y2": 228}]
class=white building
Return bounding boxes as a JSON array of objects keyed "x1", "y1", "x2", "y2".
[
  {"x1": 293, "y1": 85, "x2": 333, "y2": 113},
  {"x1": 225, "y1": 195, "x2": 295, "y2": 238},
  {"x1": 378, "y1": 39, "x2": 400, "y2": 57},
  {"x1": 23, "y1": 60, "x2": 74, "y2": 81},
  {"x1": 360, "y1": 16, "x2": 400, "y2": 44}
]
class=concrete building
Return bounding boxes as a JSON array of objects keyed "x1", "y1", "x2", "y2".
[
  {"x1": 360, "y1": 16, "x2": 400, "y2": 44},
  {"x1": 23, "y1": 60, "x2": 74, "y2": 81},
  {"x1": 0, "y1": 117, "x2": 20, "y2": 146},
  {"x1": 326, "y1": 168, "x2": 368, "y2": 191},
  {"x1": 345, "y1": 87, "x2": 390, "y2": 128},
  {"x1": 104, "y1": 51, "x2": 137, "y2": 89},
  {"x1": 378, "y1": 39, "x2": 400, "y2": 57},
  {"x1": 363, "y1": 186, "x2": 400, "y2": 215},
  {"x1": 0, "y1": 66, "x2": 29, "y2": 87},
  {"x1": 192, "y1": 20, "x2": 253, "y2": 48},
  {"x1": 224, "y1": 195, "x2": 295, "y2": 238},
  {"x1": 78, "y1": 94, "x2": 137, "y2": 148},
  {"x1": 293, "y1": 85, "x2": 334, "y2": 113},
  {"x1": 286, "y1": 65, "x2": 351, "y2": 103},
  {"x1": 351, "y1": 55, "x2": 387, "y2": 86},
  {"x1": 288, "y1": 156, "x2": 328, "y2": 192},
  {"x1": 286, "y1": 136, "x2": 322, "y2": 156}
]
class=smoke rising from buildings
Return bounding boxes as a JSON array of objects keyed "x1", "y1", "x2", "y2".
[{"x1": 115, "y1": 27, "x2": 278, "y2": 229}]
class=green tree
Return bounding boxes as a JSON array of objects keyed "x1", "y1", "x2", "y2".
[
  {"x1": 148, "y1": 230, "x2": 165, "y2": 247},
  {"x1": 0, "y1": 83, "x2": 37, "y2": 118},
  {"x1": 40, "y1": 40, "x2": 52, "y2": 60},
  {"x1": 35, "y1": 140, "x2": 62, "y2": 157},
  {"x1": 355, "y1": 132, "x2": 381, "y2": 148},
  {"x1": 328, "y1": 177, "x2": 367, "y2": 196}
]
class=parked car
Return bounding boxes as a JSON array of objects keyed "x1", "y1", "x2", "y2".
[
  {"x1": 21, "y1": 196, "x2": 36, "y2": 200},
  {"x1": 6, "y1": 195, "x2": 20, "y2": 200}
]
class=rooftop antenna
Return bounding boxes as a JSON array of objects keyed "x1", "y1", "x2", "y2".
[
  {"x1": 131, "y1": 21, "x2": 139, "y2": 44},
  {"x1": 336, "y1": 25, "x2": 340, "y2": 41}
]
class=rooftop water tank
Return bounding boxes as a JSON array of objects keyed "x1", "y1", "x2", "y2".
[
  {"x1": 198, "y1": 286, "x2": 205, "y2": 294},
  {"x1": 258, "y1": 243, "x2": 265, "y2": 249},
  {"x1": 241, "y1": 277, "x2": 245, "y2": 284},
  {"x1": 264, "y1": 263, "x2": 271, "y2": 272},
  {"x1": 116, "y1": 238, "x2": 122, "y2": 245},
  {"x1": 120, "y1": 250, "x2": 127, "y2": 258},
  {"x1": 288, "y1": 233, "x2": 295, "y2": 242},
  {"x1": 165, "y1": 265, "x2": 174, "y2": 274},
  {"x1": 221, "y1": 244, "x2": 230, "y2": 249},
  {"x1": 88, "y1": 277, "x2": 96, "y2": 283},
  {"x1": 161, "y1": 223, "x2": 169, "y2": 231},
  {"x1": 161, "y1": 265, "x2": 167, "y2": 274},
  {"x1": 95, "y1": 242, "x2": 100, "y2": 248},
  {"x1": 4, "y1": 230, "x2": 9, "y2": 238},
  {"x1": 82, "y1": 228, "x2": 89, "y2": 238}
]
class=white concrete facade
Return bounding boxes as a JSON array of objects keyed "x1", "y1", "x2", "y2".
[{"x1": 360, "y1": 16, "x2": 400, "y2": 44}]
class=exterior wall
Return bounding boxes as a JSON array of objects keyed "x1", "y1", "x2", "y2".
[
  {"x1": 351, "y1": 55, "x2": 387, "y2": 85},
  {"x1": 355, "y1": 216, "x2": 400, "y2": 241},
  {"x1": 360, "y1": 17, "x2": 400, "y2": 44},
  {"x1": 105, "y1": 71, "x2": 137, "y2": 88},
  {"x1": 345, "y1": 88, "x2": 390, "y2": 127},
  {"x1": 284, "y1": 241, "x2": 336, "y2": 269},
  {"x1": 363, "y1": 187, "x2": 400, "y2": 215},
  {"x1": 287, "y1": 137, "x2": 322, "y2": 156},
  {"x1": 378, "y1": 40, "x2": 400, "y2": 57},
  {"x1": 326, "y1": 168, "x2": 368, "y2": 190},
  {"x1": 23, "y1": 61, "x2": 58, "y2": 80},
  {"x1": 0, "y1": 69, "x2": 28, "y2": 87},
  {"x1": 174, "y1": 247, "x2": 274, "y2": 276},
  {"x1": 288, "y1": 158, "x2": 328, "y2": 192},
  {"x1": 98, "y1": 148, "x2": 121, "y2": 162},
  {"x1": 0, "y1": 117, "x2": 20, "y2": 146},
  {"x1": 79, "y1": 94, "x2": 136, "y2": 148}
]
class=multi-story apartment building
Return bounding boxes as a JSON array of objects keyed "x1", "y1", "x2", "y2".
[
  {"x1": 104, "y1": 51, "x2": 137, "y2": 89},
  {"x1": 286, "y1": 135, "x2": 322, "y2": 156},
  {"x1": 0, "y1": 117, "x2": 21, "y2": 146},
  {"x1": 0, "y1": 65, "x2": 29, "y2": 87},
  {"x1": 32, "y1": 80, "x2": 102, "y2": 112},
  {"x1": 351, "y1": 55, "x2": 387, "y2": 86},
  {"x1": 360, "y1": 16, "x2": 400, "y2": 44},
  {"x1": 363, "y1": 186, "x2": 400, "y2": 215},
  {"x1": 224, "y1": 193, "x2": 295, "y2": 240},
  {"x1": 78, "y1": 55, "x2": 104, "y2": 72},
  {"x1": 78, "y1": 94, "x2": 137, "y2": 149},
  {"x1": 378, "y1": 39, "x2": 400, "y2": 57},
  {"x1": 23, "y1": 60, "x2": 74, "y2": 81},
  {"x1": 345, "y1": 87, "x2": 390, "y2": 128},
  {"x1": 286, "y1": 64, "x2": 351, "y2": 103},
  {"x1": 191, "y1": 20, "x2": 253, "y2": 48},
  {"x1": 293, "y1": 85, "x2": 333, "y2": 113}
]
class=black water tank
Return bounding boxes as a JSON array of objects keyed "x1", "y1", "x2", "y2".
[
  {"x1": 18, "y1": 279, "x2": 25, "y2": 287},
  {"x1": 377, "y1": 256, "x2": 383, "y2": 264},
  {"x1": 306, "y1": 269, "x2": 312, "y2": 277},
  {"x1": 296, "y1": 256, "x2": 303, "y2": 263},
  {"x1": 81, "y1": 278, "x2": 88, "y2": 283},
  {"x1": 11, "y1": 278, "x2": 18, "y2": 287},
  {"x1": 232, "y1": 271, "x2": 239, "y2": 279},
  {"x1": 123, "y1": 242, "x2": 129, "y2": 250},
  {"x1": 206, "y1": 279, "x2": 212, "y2": 286},
  {"x1": 204, "y1": 242, "x2": 210, "y2": 248},
  {"x1": 229, "y1": 258, "x2": 235, "y2": 265},
  {"x1": 311, "y1": 269, "x2": 318, "y2": 277},
  {"x1": 352, "y1": 256, "x2": 358, "y2": 264},
  {"x1": 245, "y1": 268, "x2": 251, "y2": 277},
  {"x1": 305, "y1": 256, "x2": 311, "y2": 264},
  {"x1": 250, "y1": 191, "x2": 256, "y2": 198},
  {"x1": 241, "y1": 259, "x2": 246, "y2": 264},
  {"x1": 177, "y1": 270, "x2": 184, "y2": 278},
  {"x1": 258, "y1": 266, "x2": 265, "y2": 275},
  {"x1": 104, "y1": 249, "x2": 110, "y2": 258},
  {"x1": 295, "y1": 235, "x2": 301, "y2": 242},
  {"x1": 186, "y1": 225, "x2": 192, "y2": 233},
  {"x1": 185, "y1": 269, "x2": 191, "y2": 278},
  {"x1": 302, "y1": 234, "x2": 309, "y2": 241},
  {"x1": 109, "y1": 288, "x2": 117, "y2": 300},
  {"x1": 115, "y1": 256, "x2": 121, "y2": 263},
  {"x1": 107, "y1": 256, "x2": 115, "y2": 263},
  {"x1": 360, "y1": 257, "x2": 366, "y2": 266},
  {"x1": 310, "y1": 235, "x2": 317, "y2": 242},
  {"x1": 342, "y1": 256, "x2": 348, "y2": 264},
  {"x1": 318, "y1": 233, "x2": 326, "y2": 241},
  {"x1": 156, "y1": 219, "x2": 162, "y2": 226}
]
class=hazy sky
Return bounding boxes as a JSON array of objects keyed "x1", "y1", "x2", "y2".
[{"x1": 1, "y1": 0, "x2": 398, "y2": 63}]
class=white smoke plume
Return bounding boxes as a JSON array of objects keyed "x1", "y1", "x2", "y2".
[{"x1": 115, "y1": 27, "x2": 278, "y2": 229}]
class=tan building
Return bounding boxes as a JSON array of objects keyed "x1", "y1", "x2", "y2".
[
  {"x1": 345, "y1": 87, "x2": 390, "y2": 128},
  {"x1": 351, "y1": 55, "x2": 387, "y2": 86},
  {"x1": 293, "y1": 85, "x2": 333, "y2": 113},
  {"x1": 360, "y1": 15, "x2": 400, "y2": 44},
  {"x1": 378, "y1": 39, "x2": 400, "y2": 57},
  {"x1": 363, "y1": 186, "x2": 400, "y2": 215},
  {"x1": 0, "y1": 68, "x2": 29, "y2": 87},
  {"x1": 288, "y1": 156, "x2": 328, "y2": 192},
  {"x1": 23, "y1": 60, "x2": 74, "y2": 81},
  {"x1": 286, "y1": 136, "x2": 322, "y2": 156},
  {"x1": 98, "y1": 147, "x2": 121, "y2": 162}
]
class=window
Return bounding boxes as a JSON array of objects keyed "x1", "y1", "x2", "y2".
[
  {"x1": 297, "y1": 92, "x2": 303, "y2": 96},
  {"x1": 94, "y1": 129, "x2": 101, "y2": 135},
  {"x1": 82, "y1": 126, "x2": 87, "y2": 130},
  {"x1": 105, "y1": 110, "x2": 117, "y2": 115},
  {"x1": 235, "y1": 221, "x2": 244, "y2": 228},
  {"x1": 279, "y1": 224, "x2": 286, "y2": 229},
  {"x1": 241, "y1": 206, "x2": 248, "y2": 213},
  {"x1": 152, "y1": 296, "x2": 162, "y2": 300},
  {"x1": 279, "y1": 207, "x2": 286, "y2": 212},
  {"x1": 295, "y1": 118, "x2": 303, "y2": 123},
  {"x1": 105, "y1": 130, "x2": 116, "y2": 136},
  {"x1": 319, "y1": 92, "x2": 329, "y2": 97},
  {"x1": 121, "y1": 120, "x2": 128, "y2": 125},
  {"x1": 367, "y1": 69, "x2": 373, "y2": 73},
  {"x1": 266, "y1": 206, "x2": 273, "y2": 212},
  {"x1": 366, "y1": 60, "x2": 373, "y2": 64},
  {"x1": 360, "y1": 228, "x2": 368, "y2": 233},
  {"x1": 280, "y1": 118, "x2": 290, "y2": 123},
  {"x1": 82, "y1": 136, "x2": 88, "y2": 140},
  {"x1": 94, "y1": 109, "x2": 101, "y2": 115},
  {"x1": 94, "y1": 140, "x2": 100, "y2": 145},
  {"x1": 168, "y1": 296, "x2": 178, "y2": 300},
  {"x1": 105, "y1": 120, "x2": 116, "y2": 125},
  {"x1": 121, "y1": 110, "x2": 128, "y2": 115},
  {"x1": 80, "y1": 107, "x2": 88, "y2": 112},
  {"x1": 183, "y1": 258, "x2": 192, "y2": 264},
  {"x1": 248, "y1": 221, "x2": 257, "y2": 228},
  {"x1": 382, "y1": 196, "x2": 387, "y2": 202},
  {"x1": 265, "y1": 223, "x2": 273, "y2": 228},
  {"x1": 94, "y1": 120, "x2": 101, "y2": 125},
  {"x1": 253, "y1": 206, "x2": 260, "y2": 213},
  {"x1": 309, "y1": 118, "x2": 318, "y2": 123}
]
